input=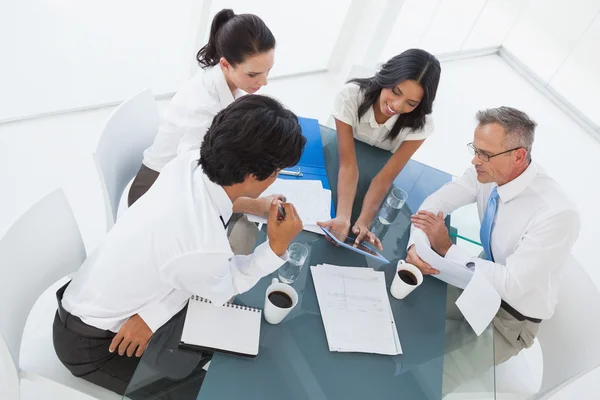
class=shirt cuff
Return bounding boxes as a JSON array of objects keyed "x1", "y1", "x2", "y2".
[
  {"x1": 444, "y1": 244, "x2": 473, "y2": 266},
  {"x1": 407, "y1": 228, "x2": 430, "y2": 251},
  {"x1": 137, "y1": 292, "x2": 189, "y2": 333},
  {"x1": 138, "y1": 303, "x2": 175, "y2": 333},
  {"x1": 255, "y1": 241, "x2": 289, "y2": 274}
]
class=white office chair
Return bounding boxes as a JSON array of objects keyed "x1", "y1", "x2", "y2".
[
  {"x1": 0, "y1": 189, "x2": 121, "y2": 400},
  {"x1": 453, "y1": 255, "x2": 600, "y2": 400},
  {"x1": 93, "y1": 89, "x2": 160, "y2": 231},
  {"x1": 531, "y1": 255, "x2": 600, "y2": 399},
  {"x1": 1, "y1": 332, "x2": 107, "y2": 400}
]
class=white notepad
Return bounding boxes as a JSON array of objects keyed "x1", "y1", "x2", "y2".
[{"x1": 179, "y1": 296, "x2": 262, "y2": 358}]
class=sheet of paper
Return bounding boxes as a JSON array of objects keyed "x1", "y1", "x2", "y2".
[
  {"x1": 413, "y1": 230, "x2": 473, "y2": 289},
  {"x1": 311, "y1": 264, "x2": 402, "y2": 355},
  {"x1": 247, "y1": 179, "x2": 332, "y2": 235},
  {"x1": 455, "y1": 267, "x2": 501, "y2": 336}
]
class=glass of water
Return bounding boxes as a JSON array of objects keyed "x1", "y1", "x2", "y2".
[
  {"x1": 377, "y1": 188, "x2": 408, "y2": 225},
  {"x1": 278, "y1": 243, "x2": 309, "y2": 284}
]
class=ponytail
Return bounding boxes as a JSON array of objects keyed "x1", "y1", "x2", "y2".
[
  {"x1": 196, "y1": 9, "x2": 276, "y2": 70},
  {"x1": 197, "y1": 9, "x2": 236, "y2": 68}
]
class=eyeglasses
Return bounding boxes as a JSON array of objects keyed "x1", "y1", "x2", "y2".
[{"x1": 467, "y1": 142, "x2": 524, "y2": 162}]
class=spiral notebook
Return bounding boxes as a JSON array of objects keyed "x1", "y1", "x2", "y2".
[{"x1": 179, "y1": 295, "x2": 262, "y2": 358}]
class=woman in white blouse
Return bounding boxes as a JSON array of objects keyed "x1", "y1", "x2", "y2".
[
  {"x1": 319, "y1": 49, "x2": 441, "y2": 247},
  {"x1": 128, "y1": 9, "x2": 276, "y2": 207}
]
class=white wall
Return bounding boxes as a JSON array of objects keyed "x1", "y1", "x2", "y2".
[
  {"x1": 503, "y1": 0, "x2": 600, "y2": 83},
  {"x1": 380, "y1": 0, "x2": 524, "y2": 60},
  {"x1": 418, "y1": 0, "x2": 488, "y2": 54},
  {"x1": 548, "y1": 12, "x2": 600, "y2": 128},
  {"x1": 0, "y1": 0, "x2": 198, "y2": 122},
  {"x1": 502, "y1": 0, "x2": 600, "y2": 129},
  {"x1": 461, "y1": 0, "x2": 525, "y2": 50},
  {"x1": 207, "y1": 0, "x2": 350, "y2": 77}
]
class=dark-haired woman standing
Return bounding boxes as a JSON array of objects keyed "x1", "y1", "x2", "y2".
[
  {"x1": 318, "y1": 49, "x2": 441, "y2": 248},
  {"x1": 128, "y1": 9, "x2": 276, "y2": 206}
]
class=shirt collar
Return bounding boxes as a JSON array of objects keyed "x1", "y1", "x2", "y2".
[
  {"x1": 195, "y1": 167, "x2": 233, "y2": 224},
  {"x1": 365, "y1": 104, "x2": 399, "y2": 130},
  {"x1": 496, "y1": 161, "x2": 539, "y2": 203},
  {"x1": 208, "y1": 65, "x2": 244, "y2": 109}
]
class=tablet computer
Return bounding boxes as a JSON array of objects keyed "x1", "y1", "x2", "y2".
[{"x1": 320, "y1": 227, "x2": 389, "y2": 263}]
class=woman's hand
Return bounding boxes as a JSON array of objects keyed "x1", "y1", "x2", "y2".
[
  {"x1": 317, "y1": 217, "x2": 351, "y2": 243},
  {"x1": 352, "y1": 219, "x2": 383, "y2": 251}
]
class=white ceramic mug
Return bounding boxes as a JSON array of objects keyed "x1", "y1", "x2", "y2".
[
  {"x1": 390, "y1": 260, "x2": 423, "y2": 299},
  {"x1": 264, "y1": 278, "x2": 298, "y2": 324}
]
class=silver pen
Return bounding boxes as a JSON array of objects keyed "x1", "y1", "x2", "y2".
[{"x1": 280, "y1": 168, "x2": 303, "y2": 177}]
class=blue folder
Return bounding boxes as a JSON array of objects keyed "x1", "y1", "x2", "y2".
[{"x1": 278, "y1": 117, "x2": 335, "y2": 218}]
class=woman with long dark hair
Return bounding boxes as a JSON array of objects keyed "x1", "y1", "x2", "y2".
[
  {"x1": 319, "y1": 49, "x2": 441, "y2": 247},
  {"x1": 128, "y1": 9, "x2": 277, "y2": 208}
]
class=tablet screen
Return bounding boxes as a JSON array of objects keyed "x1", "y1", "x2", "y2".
[{"x1": 321, "y1": 227, "x2": 389, "y2": 263}]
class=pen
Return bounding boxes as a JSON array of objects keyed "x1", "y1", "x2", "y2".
[
  {"x1": 277, "y1": 204, "x2": 286, "y2": 221},
  {"x1": 280, "y1": 168, "x2": 303, "y2": 177}
]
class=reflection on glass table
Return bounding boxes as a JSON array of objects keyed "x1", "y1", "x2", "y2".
[{"x1": 121, "y1": 125, "x2": 495, "y2": 400}]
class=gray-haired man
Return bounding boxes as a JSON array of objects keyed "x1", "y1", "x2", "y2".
[{"x1": 406, "y1": 107, "x2": 580, "y2": 391}]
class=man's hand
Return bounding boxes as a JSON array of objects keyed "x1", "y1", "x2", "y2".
[
  {"x1": 317, "y1": 217, "x2": 351, "y2": 245},
  {"x1": 256, "y1": 194, "x2": 286, "y2": 218},
  {"x1": 109, "y1": 314, "x2": 152, "y2": 357},
  {"x1": 410, "y1": 211, "x2": 453, "y2": 257},
  {"x1": 267, "y1": 199, "x2": 303, "y2": 256},
  {"x1": 352, "y1": 219, "x2": 383, "y2": 251},
  {"x1": 406, "y1": 244, "x2": 439, "y2": 275}
]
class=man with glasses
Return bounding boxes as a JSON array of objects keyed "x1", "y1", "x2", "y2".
[{"x1": 406, "y1": 107, "x2": 580, "y2": 387}]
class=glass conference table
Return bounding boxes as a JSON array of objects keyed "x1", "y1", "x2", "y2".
[{"x1": 122, "y1": 126, "x2": 495, "y2": 400}]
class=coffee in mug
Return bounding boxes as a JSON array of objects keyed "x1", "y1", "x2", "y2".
[
  {"x1": 398, "y1": 270, "x2": 418, "y2": 286},
  {"x1": 267, "y1": 291, "x2": 293, "y2": 309},
  {"x1": 264, "y1": 278, "x2": 298, "y2": 324},
  {"x1": 390, "y1": 260, "x2": 423, "y2": 300}
]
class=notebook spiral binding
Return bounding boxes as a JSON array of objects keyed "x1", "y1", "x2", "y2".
[{"x1": 191, "y1": 295, "x2": 261, "y2": 313}]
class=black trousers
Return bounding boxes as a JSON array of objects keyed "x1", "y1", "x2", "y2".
[
  {"x1": 128, "y1": 163, "x2": 160, "y2": 207},
  {"x1": 52, "y1": 291, "x2": 141, "y2": 395},
  {"x1": 53, "y1": 283, "x2": 208, "y2": 399}
]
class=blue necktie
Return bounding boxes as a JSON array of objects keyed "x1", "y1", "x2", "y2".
[{"x1": 480, "y1": 187, "x2": 499, "y2": 261}]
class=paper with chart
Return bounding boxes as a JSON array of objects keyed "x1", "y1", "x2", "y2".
[
  {"x1": 310, "y1": 264, "x2": 402, "y2": 355},
  {"x1": 247, "y1": 179, "x2": 332, "y2": 235},
  {"x1": 413, "y1": 230, "x2": 473, "y2": 289},
  {"x1": 455, "y1": 266, "x2": 501, "y2": 336}
]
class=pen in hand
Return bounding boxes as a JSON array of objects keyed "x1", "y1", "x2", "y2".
[
  {"x1": 277, "y1": 204, "x2": 286, "y2": 221},
  {"x1": 277, "y1": 195, "x2": 287, "y2": 221}
]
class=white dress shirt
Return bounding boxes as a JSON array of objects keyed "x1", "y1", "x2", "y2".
[
  {"x1": 409, "y1": 161, "x2": 580, "y2": 319},
  {"x1": 62, "y1": 151, "x2": 286, "y2": 333},
  {"x1": 332, "y1": 83, "x2": 434, "y2": 152},
  {"x1": 142, "y1": 66, "x2": 244, "y2": 172}
]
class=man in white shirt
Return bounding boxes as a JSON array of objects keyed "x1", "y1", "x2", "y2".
[
  {"x1": 53, "y1": 95, "x2": 306, "y2": 395},
  {"x1": 406, "y1": 107, "x2": 580, "y2": 385}
]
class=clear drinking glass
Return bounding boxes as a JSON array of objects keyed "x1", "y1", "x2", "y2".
[
  {"x1": 377, "y1": 188, "x2": 408, "y2": 225},
  {"x1": 278, "y1": 243, "x2": 309, "y2": 284}
]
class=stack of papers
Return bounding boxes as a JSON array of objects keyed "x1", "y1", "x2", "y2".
[
  {"x1": 310, "y1": 264, "x2": 402, "y2": 355},
  {"x1": 247, "y1": 179, "x2": 332, "y2": 235}
]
